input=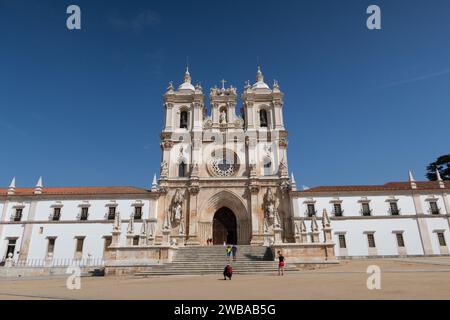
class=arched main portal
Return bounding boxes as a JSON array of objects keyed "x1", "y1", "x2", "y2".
[
  {"x1": 198, "y1": 190, "x2": 251, "y2": 245},
  {"x1": 213, "y1": 207, "x2": 237, "y2": 245}
]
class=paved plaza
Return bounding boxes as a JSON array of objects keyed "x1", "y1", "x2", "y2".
[{"x1": 1, "y1": 258, "x2": 450, "y2": 300}]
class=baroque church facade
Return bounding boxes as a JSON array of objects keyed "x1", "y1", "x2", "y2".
[{"x1": 1, "y1": 68, "x2": 450, "y2": 269}]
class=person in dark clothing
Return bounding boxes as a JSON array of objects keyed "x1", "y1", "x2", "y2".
[
  {"x1": 277, "y1": 251, "x2": 285, "y2": 276},
  {"x1": 231, "y1": 245, "x2": 238, "y2": 261},
  {"x1": 223, "y1": 264, "x2": 233, "y2": 280}
]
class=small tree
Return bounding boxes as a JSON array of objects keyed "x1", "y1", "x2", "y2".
[{"x1": 426, "y1": 154, "x2": 450, "y2": 181}]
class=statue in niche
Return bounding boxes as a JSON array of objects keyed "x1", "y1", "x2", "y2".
[
  {"x1": 220, "y1": 110, "x2": 227, "y2": 124},
  {"x1": 263, "y1": 188, "x2": 276, "y2": 220},
  {"x1": 171, "y1": 189, "x2": 184, "y2": 222}
]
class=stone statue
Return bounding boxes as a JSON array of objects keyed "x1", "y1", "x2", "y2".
[
  {"x1": 263, "y1": 188, "x2": 276, "y2": 219},
  {"x1": 220, "y1": 110, "x2": 227, "y2": 124},
  {"x1": 171, "y1": 189, "x2": 184, "y2": 222}
]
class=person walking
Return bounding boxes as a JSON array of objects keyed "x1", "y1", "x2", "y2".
[
  {"x1": 277, "y1": 251, "x2": 285, "y2": 276},
  {"x1": 231, "y1": 244, "x2": 238, "y2": 261},
  {"x1": 226, "y1": 245, "x2": 232, "y2": 262},
  {"x1": 223, "y1": 264, "x2": 233, "y2": 280}
]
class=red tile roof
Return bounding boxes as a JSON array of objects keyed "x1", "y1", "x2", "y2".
[
  {"x1": 0, "y1": 186, "x2": 151, "y2": 197},
  {"x1": 298, "y1": 181, "x2": 450, "y2": 193}
]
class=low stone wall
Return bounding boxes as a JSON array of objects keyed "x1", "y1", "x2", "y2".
[
  {"x1": 271, "y1": 242, "x2": 337, "y2": 263},
  {"x1": 0, "y1": 266, "x2": 102, "y2": 278},
  {"x1": 104, "y1": 245, "x2": 178, "y2": 276}
]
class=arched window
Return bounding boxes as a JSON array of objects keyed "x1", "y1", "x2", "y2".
[
  {"x1": 180, "y1": 111, "x2": 188, "y2": 129},
  {"x1": 263, "y1": 158, "x2": 272, "y2": 176},
  {"x1": 260, "y1": 110, "x2": 268, "y2": 128},
  {"x1": 179, "y1": 161, "x2": 187, "y2": 178}
]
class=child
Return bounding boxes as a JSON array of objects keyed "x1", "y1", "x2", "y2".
[{"x1": 226, "y1": 245, "x2": 232, "y2": 261}]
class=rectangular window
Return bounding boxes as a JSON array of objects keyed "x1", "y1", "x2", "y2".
[
  {"x1": 437, "y1": 233, "x2": 447, "y2": 247},
  {"x1": 52, "y1": 208, "x2": 61, "y2": 221},
  {"x1": 307, "y1": 204, "x2": 316, "y2": 217},
  {"x1": 133, "y1": 236, "x2": 140, "y2": 246},
  {"x1": 104, "y1": 236, "x2": 112, "y2": 251},
  {"x1": 389, "y1": 202, "x2": 400, "y2": 215},
  {"x1": 108, "y1": 207, "x2": 116, "y2": 220},
  {"x1": 75, "y1": 238, "x2": 84, "y2": 253},
  {"x1": 14, "y1": 208, "x2": 23, "y2": 222},
  {"x1": 134, "y1": 206, "x2": 143, "y2": 220},
  {"x1": 367, "y1": 233, "x2": 376, "y2": 248},
  {"x1": 47, "y1": 238, "x2": 56, "y2": 254},
  {"x1": 430, "y1": 202, "x2": 440, "y2": 215},
  {"x1": 333, "y1": 204, "x2": 343, "y2": 217},
  {"x1": 338, "y1": 234, "x2": 347, "y2": 249},
  {"x1": 361, "y1": 203, "x2": 371, "y2": 216},
  {"x1": 80, "y1": 207, "x2": 89, "y2": 221},
  {"x1": 396, "y1": 233, "x2": 405, "y2": 247}
]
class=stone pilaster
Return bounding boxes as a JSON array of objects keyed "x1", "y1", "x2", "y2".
[
  {"x1": 412, "y1": 192, "x2": 434, "y2": 255},
  {"x1": 18, "y1": 199, "x2": 38, "y2": 260},
  {"x1": 186, "y1": 187, "x2": 200, "y2": 246}
]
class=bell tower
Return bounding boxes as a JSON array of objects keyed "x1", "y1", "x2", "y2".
[
  {"x1": 241, "y1": 67, "x2": 287, "y2": 178},
  {"x1": 161, "y1": 68, "x2": 205, "y2": 180}
]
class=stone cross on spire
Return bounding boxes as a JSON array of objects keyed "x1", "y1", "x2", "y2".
[{"x1": 220, "y1": 79, "x2": 227, "y2": 90}]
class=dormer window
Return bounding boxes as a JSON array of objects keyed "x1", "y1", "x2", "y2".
[
  {"x1": 260, "y1": 109, "x2": 268, "y2": 128},
  {"x1": 14, "y1": 208, "x2": 23, "y2": 222},
  {"x1": 333, "y1": 203, "x2": 343, "y2": 217},
  {"x1": 180, "y1": 111, "x2": 188, "y2": 129},
  {"x1": 307, "y1": 204, "x2": 316, "y2": 217},
  {"x1": 52, "y1": 208, "x2": 61, "y2": 221},
  {"x1": 108, "y1": 206, "x2": 116, "y2": 220},
  {"x1": 361, "y1": 203, "x2": 372, "y2": 216},
  {"x1": 430, "y1": 201, "x2": 440, "y2": 215},
  {"x1": 80, "y1": 207, "x2": 89, "y2": 221},
  {"x1": 134, "y1": 206, "x2": 143, "y2": 220},
  {"x1": 389, "y1": 202, "x2": 400, "y2": 216}
]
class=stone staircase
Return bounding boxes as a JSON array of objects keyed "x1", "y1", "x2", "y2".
[{"x1": 134, "y1": 245, "x2": 298, "y2": 277}]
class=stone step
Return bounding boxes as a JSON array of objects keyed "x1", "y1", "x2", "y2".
[{"x1": 133, "y1": 245, "x2": 281, "y2": 277}]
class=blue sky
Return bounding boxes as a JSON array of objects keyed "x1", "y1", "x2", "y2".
[{"x1": 0, "y1": 0, "x2": 449, "y2": 189}]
